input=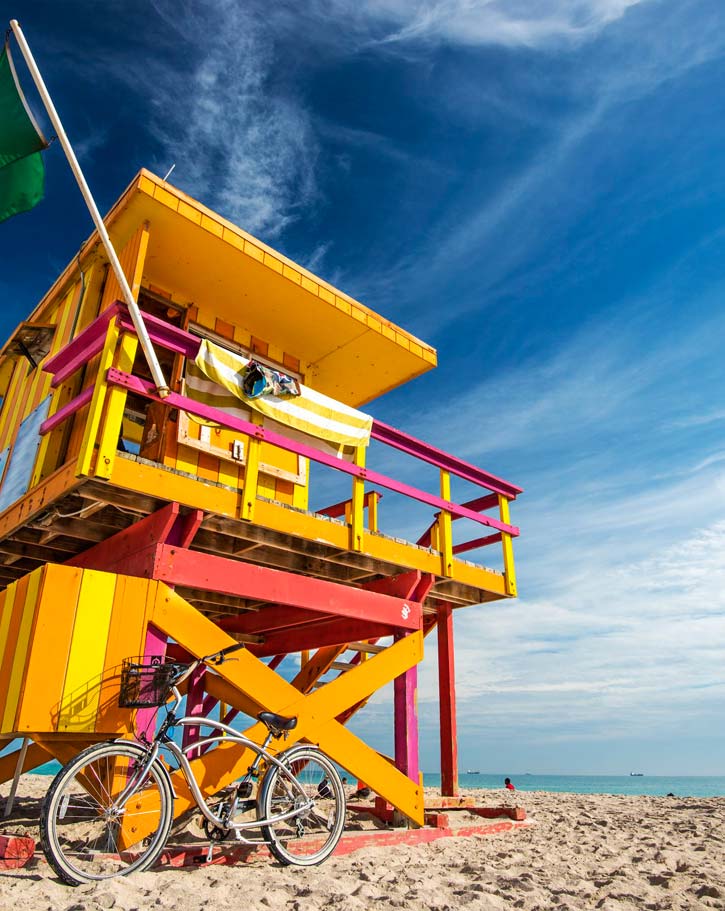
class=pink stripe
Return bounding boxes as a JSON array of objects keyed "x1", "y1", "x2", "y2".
[{"x1": 135, "y1": 625, "x2": 168, "y2": 742}]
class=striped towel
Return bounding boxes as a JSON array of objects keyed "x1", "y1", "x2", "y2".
[{"x1": 192, "y1": 340, "x2": 372, "y2": 448}]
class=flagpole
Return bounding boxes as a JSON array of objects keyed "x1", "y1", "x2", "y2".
[{"x1": 9, "y1": 19, "x2": 170, "y2": 397}]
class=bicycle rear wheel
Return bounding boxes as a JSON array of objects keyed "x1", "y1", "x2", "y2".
[
  {"x1": 40, "y1": 741, "x2": 174, "y2": 885},
  {"x1": 258, "y1": 746, "x2": 345, "y2": 865}
]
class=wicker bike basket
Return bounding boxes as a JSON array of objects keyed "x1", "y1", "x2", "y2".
[{"x1": 118, "y1": 658, "x2": 185, "y2": 708}]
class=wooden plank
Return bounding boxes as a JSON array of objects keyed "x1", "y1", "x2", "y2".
[
  {"x1": 76, "y1": 318, "x2": 120, "y2": 477},
  {"x1": 151, "y1": 544, "x2": 422, "y2": 630},
  {"x1": 16, "y1": 565, "x2": 82, "y2": 734},
  {"x1": 68, "y1": 502, "x2": 180, "y2": 570},
  {"x1": 94, "y1": 327, "x2": 139, "y2": 479},
  {"x1": 498, "y1": 494, "x2": 517, "y2": 597},
  {"x1": 0, "y1": 577, "x2": 28, "y2": 730},
  {"x1": 0, "y1": 585, "x2": 17, "y2": 725},
  {"x1": 1, "y1": 568, "x2": 43, "y2": 733},
  {"x1": 58, "y1": 570, "x2": 117, "y2": 732}
]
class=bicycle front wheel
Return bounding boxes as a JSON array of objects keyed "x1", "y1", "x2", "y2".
[
  {"x1": 258, "y1": 746, "x2": 346, "y2": 865},
  {"x1": 40, "y1": 741, "x2": 174, "y2": 885}
]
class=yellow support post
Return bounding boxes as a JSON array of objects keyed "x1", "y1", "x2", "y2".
[
  {"x1": 240, "y1": 414, "x2": 263, "y2": 521},
  {"x1": 76, "y1": 318, "x2": 120, "y2": 478},
  {"x1": 350, "y1": 444, "x2": 366, "y2": 552},
  {"x1": 94, "y1": 329, "x2": 139, "y2": 479},
  {"x1": 498, "y1": 494, "x2": 517, "y2": 597},
  {"x1": 438, "y1": 469, "x2": 453, "y2": 576},
  {"x1": 367, "y1": 490, "x2": 380, "y2": 532}
]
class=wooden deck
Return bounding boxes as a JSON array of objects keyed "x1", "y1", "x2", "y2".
[{"x1": 0, "y1": 452, "x2": 506, "y2": 613}]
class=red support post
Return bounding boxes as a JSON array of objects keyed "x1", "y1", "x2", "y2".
[{"x1": 437, "y1": 603, "x2": 458, "y2": 796}]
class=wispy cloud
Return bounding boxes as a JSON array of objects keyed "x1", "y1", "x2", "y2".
[
  {"x1": 287, "y1": 1, "x2": 643, "y2": 50},
  {"x1": 363, "y1": 0, "x2": 643, "y2": 48},
  {"x1": 145, "y1": 0, "x2": 318, "y2": 238}
]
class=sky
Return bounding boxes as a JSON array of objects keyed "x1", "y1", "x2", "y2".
[{"x1": 2, "y1": 0, "x2": 725, "y2": 776}]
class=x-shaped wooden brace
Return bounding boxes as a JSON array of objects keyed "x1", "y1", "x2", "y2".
[{"x1": 148, "y1": 582, "x2": 425, "y2": 828}]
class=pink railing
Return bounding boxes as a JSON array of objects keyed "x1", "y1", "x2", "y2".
[{"x1": 41, "y1": 302, "x2": 522, "y2": 571}]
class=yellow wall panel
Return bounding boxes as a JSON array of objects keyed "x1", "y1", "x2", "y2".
[
  {"x1": 95, "y1": 573, "x2": 153, "y2": 735},
  {"x1": 58, "y1": 570, "x2": 117, "y2": 732},
  {"x1": 1, "y1": 567, "x2": 43, "y2": 732},
  {"x1": 0, "y1": 585, "x2": 16, "y2": 724},
  {"x1": 0, "y1": 575, "x2": 28, "y2": 728},
  {"x1": 16, "y1": 565, "x2": 82, "y2": 734}
]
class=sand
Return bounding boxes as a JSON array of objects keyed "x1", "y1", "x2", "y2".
[{"x1": 1, "y1": 775, "x2": 724, "y2": 910}]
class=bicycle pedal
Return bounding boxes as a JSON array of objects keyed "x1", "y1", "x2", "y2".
[{"x1": 206, "y1": 843, "x2": 214, "y2": 864}]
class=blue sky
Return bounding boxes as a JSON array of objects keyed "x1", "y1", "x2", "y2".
[{"x1": 3, "y1": 0, "x2": 725, "y2": 776}]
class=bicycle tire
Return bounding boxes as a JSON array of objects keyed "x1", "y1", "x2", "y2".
[
  {"x1": 40, "y1": 741, "x2": 174, "y2": 885},
  {"x1": 258, "y1": 745, "x2": 346, "y2": 865}
]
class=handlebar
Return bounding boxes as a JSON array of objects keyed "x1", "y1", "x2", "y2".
[{"x1": 203, "y1": 641, "x2": 246, "y2": 665}]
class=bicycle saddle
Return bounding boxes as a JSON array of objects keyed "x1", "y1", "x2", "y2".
[{"x1": 258, "y1": 711, "x2": 297, "y2": 734}]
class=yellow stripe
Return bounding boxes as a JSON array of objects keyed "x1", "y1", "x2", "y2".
[
  {"x1": 193, "y1": 341, "x2": 372, "y2": 447},
  {"x1": 59, "y1": 569, "x2": 117, "y2": 732},
  {"x1": 17, "y1": 564, "x2": 81, "y2": 734},
  {"x1": 0, "y1": 585, "x2": 15, "y2": 722},
  {"x1": 1, "y1": 568, "x2": 42, "y2": 732},
  {"x1": 0, "y1": 584, "x2": 17, "y2": 677},
  {"x1": 0, "y1": 364, "x2": 23, "y2": 451}
]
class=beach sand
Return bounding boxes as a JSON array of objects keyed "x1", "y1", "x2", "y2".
[{"x1": 1, "y1": 775, "x2": 723, "y2": 910}]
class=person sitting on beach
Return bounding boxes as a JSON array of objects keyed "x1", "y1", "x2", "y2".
[{"x1": 505, "y1": 777, "x2": 515, "y2": 791}]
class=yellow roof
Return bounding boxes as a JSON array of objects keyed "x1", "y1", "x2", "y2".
[{"x1": 108, "y1": 170, "x2": 437, "y2": 406}]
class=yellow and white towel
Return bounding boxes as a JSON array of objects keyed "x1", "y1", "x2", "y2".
[{"x1": 191, "y1": 339, "x2": 372, "y2": 448}]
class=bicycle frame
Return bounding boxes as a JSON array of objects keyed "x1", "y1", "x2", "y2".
[{"x1": 111, "y1": 692, "x2": 314, "y2": 841}]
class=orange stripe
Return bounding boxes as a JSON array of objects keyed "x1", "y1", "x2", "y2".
[
  {"x1": 16, "y1": 565, "x2": 82, "y2": 734},
  {"x1": 98, "y1": 574, "x2": 152, "y2": 734},
  {"x1": 0, "y1": 363, "x2": 24, "y2": 451},
  {"x1": 2, "y1": 567, "x2": 43, "y2": 732},
  {"x1": 0, "y1": 574, "x2": 30, "y2": 731},
  {"x1": 0, "y1": 586, "x2": 16, "y2": 722}
]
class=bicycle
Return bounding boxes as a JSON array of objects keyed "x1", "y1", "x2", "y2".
[{"x1": 39, "y1": 643, "x2": 347, "y2": 885}]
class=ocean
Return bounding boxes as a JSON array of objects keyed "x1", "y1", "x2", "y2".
[
  {"x1": 30, "y1": 760, "x2": 725, "y2": 798},
  {"x1": 424, "y1": 772, "x2": 725, "y2": 797}
]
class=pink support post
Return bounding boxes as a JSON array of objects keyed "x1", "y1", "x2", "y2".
[
  {"x1": 135, "y1": 624, "x2": 168, "y2": 742},
  {"x1": 181, "y1": 665, "x2": 207, "y2": 759},
  {"x1": 394, "y1": 633, "x2": 420, "y2": 785}
]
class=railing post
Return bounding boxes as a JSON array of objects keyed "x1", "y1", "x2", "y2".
[
  {"x1": 350, "y1": 445, "x2": 366, "y2": 552},
  {"x1": 94, "y1": 328, "x2": 139, "y2": 479},
  {"x1": 498, "y1": 494, "x2": 517, "y2": 596},
  {"x1": 367, "y1": 490, "x2": 381, "y2": 532},
  {"x1": 438, "y1": 470, "x2": 453, "y2": 576},
  {"x1": 240, "y1": 413, "x2": 263, "y2": 521},
  {"x1": 76, "y1": 317, "x2": 120, "y2": 478}
]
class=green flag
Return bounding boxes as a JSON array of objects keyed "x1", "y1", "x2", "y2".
[{"x1": 0, "y1": 41, "x2": 48, "y2": 223}]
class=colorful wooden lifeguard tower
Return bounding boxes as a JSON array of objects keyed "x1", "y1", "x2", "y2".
[{"x1": 0, "y1": 170, "x2": 521, "y2": 828}]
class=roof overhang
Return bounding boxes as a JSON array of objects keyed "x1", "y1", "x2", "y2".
[{"x1": 105, "y1": 170, "x2": 437, "y2": 406}]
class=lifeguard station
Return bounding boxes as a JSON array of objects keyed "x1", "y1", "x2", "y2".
[{"x1": 0, "y1": 170, "x2": 521, "y2": 829}]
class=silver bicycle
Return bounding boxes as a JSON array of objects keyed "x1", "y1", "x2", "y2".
[{"x1": 40, "y1": 643, "x2": 346, "y2": 884}]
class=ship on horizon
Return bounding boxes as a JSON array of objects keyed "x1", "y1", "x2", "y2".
[{"x1": 630, "y1": 772, "x2": 644, "y2": 776}]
